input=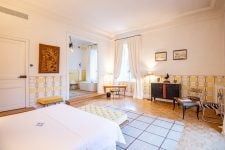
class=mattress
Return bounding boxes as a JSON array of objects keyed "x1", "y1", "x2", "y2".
[
  {"x1": 79, "y1": 105, "x2": 128, "y2": 125},
  {"x1": 0, "y1": 104, "x2": 125, "y2": 150}
]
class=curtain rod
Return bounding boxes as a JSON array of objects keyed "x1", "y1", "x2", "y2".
[{"x1": 114, "y1": 34, "x2": 141, "y2": 41}]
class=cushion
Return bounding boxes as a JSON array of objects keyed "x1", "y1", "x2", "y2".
[
  {"x1": 79, "y1": 104, "x2": 127, "y2": 125},
  {"x1": 38, "y1": 96, "x2": 63, "y2": 105}
]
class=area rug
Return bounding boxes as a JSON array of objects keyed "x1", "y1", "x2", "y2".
[
  {"x1": 69, "y1": 90, "x2": 96, "y2": 98},
  {"x1": 105, "y1": 105, "x2": 185, "y2": 150}
]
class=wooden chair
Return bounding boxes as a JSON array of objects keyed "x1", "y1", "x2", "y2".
[{"x1": 173, "y1": 88, "x2": 203, "y2": 119}]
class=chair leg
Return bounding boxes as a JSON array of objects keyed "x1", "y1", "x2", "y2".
[
  {"x1": 197, "y1": 105, "x2": 199, "y2": 120},
  {"x1": 202, "y1": 107, "x2": 222, "y2": 124},
  {"x1": 202, "y1": 107, "x2": 205, "y2": 121},
  {"x1": 173, "y1": 99, "x2": 175, "y2": 110},
  {"x1": 182, "y1": 106, "x2": 186, "y2": 119}
]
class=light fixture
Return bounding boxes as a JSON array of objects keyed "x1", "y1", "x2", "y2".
[{"x1": 69, "y1": 36, "x2": 74, "y2": 52}]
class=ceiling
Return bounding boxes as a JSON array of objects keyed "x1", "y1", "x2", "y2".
[{"x1": 0, "y1": 0, "x2": 220, "y2": 38}]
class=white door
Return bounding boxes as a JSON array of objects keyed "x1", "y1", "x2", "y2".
[{"x1": 0, "y1": 37, "x2": 27, "y2": 111}]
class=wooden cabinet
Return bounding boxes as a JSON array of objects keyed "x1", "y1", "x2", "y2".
[{"x1": 151, "y1": 83, "x2": 181, "y2": 101}]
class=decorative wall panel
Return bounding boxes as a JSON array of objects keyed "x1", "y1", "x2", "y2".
[
  {"x1": 29, "y1": 76, "x2": 66, "y2": 105},
  {"x1": 115, "y1": 75, "x2": 225, "y2": 102}
]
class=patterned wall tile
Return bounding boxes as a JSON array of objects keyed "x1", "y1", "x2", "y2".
[
  {"x1": 113, "y1": 75, "x2": 225, "y2": 102},
  {"x1": 29, "y1": 75, "x2": 66, "y2": 105}
]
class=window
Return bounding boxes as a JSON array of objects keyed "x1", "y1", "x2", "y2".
[
  {"x1": 89, "y1": 48, "x2": 98, "y2": 82},
  {"x1": 118, "y1": 43, "x2": 134, "y2": 81}
]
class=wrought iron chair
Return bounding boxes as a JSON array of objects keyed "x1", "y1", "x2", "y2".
[
  {"x1": 110, "y1": 88, "x2": 120, "y2": 99},
  {"x1": 201, "y1": 87, "x2": 224, "y2": 123}
]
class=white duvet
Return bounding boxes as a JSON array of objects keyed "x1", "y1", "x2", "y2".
[{"x1": 0, "y1": 104, "x2": 125, "y2": 150}]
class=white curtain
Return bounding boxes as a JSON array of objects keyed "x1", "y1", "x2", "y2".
[
  {"x1": 127, "y1": 36, "x2": 143, "y2": 99},
  {"x1": 118, "y1": 44, "x2": 130, "y2": 81},
  {"x1": 113, "y1": 40, "x2": 124, "y2": 83},
  {"x1": 86, "y1": 47, "x2": 91, "y2": 82},
  {"x1": 87, "y1": 45, "x2": 98, "y2": 82}
]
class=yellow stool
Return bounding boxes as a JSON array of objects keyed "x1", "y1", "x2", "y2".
[{"x1": 38, "y1": 96, "x2": 63, "y2": 106}]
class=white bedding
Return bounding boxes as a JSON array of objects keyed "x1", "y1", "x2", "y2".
[{"x1": 0, "y1": 104, "x2": 125, "y2": 150}]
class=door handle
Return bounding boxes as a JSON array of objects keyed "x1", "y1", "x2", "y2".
[{"x1": 18, "y1": 75, "x2": 27, "y2": 78}]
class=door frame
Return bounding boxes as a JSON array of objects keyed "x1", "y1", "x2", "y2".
[
  {"x1": 66, "y1": 32, "x2": 100, "y2": 100},
  {"x1": 0, "y1": 34, "x2": 30, "y2": 108}
]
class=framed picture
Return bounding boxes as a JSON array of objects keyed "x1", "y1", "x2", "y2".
[
  {"x1": 155, "y1": 51, "x2": 167, "y2": 61},
  {"x1": 39, "y1": 44, "x2": 60, "y2": 73},
  {"x1": 173, "y1": 49, "x2": 187, "y2": 60}
]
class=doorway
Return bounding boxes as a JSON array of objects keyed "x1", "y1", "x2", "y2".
[
  {"x1": 0, "y1": 36, "x2": 27, "y2": 111},
  {"x1": 68, "y1": 36, "x2": 98, "y2": 99}
]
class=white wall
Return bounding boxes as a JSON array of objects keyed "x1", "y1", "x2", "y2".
[
  {"x1": 81, "y1": 46, "x2": 89, "y2": 71},
  {"x1": 141, "y1": 15, "x2": 225, "y2": 75},
  {"x1": 69, "y1": 46, "x2": 83, "y2": 71},
  {"x1": 0, "y1": 5, "x2": 113, "y2": 104}
]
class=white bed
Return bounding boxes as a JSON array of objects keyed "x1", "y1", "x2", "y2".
[{"x1": 0, "y1": 104, "x2": 125, "y2": 150}]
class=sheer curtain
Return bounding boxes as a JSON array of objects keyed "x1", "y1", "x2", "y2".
[
  {"x1": 88, "y1": 45, "x2": 98, "y2": 82},
  {"x1": 127, "y1": 36, "x2": 143, "y2": 99},
  {"x1": 113, "y1": 40, "x2": 124, "y2": 83},
  {"x1": 118, "y1": 44, "x2": 130, "y2": 81}
]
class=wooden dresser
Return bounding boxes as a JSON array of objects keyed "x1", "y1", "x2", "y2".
[{"x1": 151, "y1": 83, "x2": 181, "y2": 101}]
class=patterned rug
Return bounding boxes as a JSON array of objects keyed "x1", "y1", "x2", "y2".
[
  {"x1": 105, "y1": 105, "x2": 184, "y2": 150},
  {"x1": 69, "y1": 90, "x2": 96, "y2": 98}
]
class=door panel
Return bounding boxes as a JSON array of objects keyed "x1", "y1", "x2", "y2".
[
  {"x1": 166, "y1": 84, "x2": 181, "y2": 100},
  {"x1": 0, "y1": 37, "x2": 26, "y2": 111},
  {"x1": 151, "y1": 83, "x2": 163, "y2": 98}
]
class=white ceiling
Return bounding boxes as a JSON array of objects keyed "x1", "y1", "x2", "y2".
[{"x1": 1, "y1": 0, "x2": 218, "y2": 37}]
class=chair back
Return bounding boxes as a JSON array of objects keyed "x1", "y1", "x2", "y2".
[
  {"x1": 187, "y1": 88, "x2": 203, "y2": 102},
  {"x1": 217, "y1": 88, "x2": 225, "y2": 115}
]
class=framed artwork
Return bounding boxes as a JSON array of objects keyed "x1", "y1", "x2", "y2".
[
  {"x1": 39, "y1": 44, "x2": 60, "y2": 73},
  {"x1": 173, "y1": 49, "x2": 187, "y2": 60},
  {"x1": 155, "y1": 51, "x2": 167, "y2": 61}
]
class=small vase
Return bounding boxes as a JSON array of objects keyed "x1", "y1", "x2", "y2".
[{"x1": 157, "y1": 78, "x2": 160, "y2": 82}]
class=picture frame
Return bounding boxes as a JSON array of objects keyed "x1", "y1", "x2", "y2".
[
  {"x1": 173, "y1": 49, "x2": 187, "y2": 60},
  {"x1": 39, "y1": 44, "x2": 60, "y2": 73},
  {"x1": 155, "y1": 51, "x2": 167, "y2": 61}
]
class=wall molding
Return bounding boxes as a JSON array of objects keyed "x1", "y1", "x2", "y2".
[
  {"x1": 0, "y1": 1, "x2": 112, "y2": 39},
  {"x1": 115, "y1": 8, "x2": 223, "y2": 39}
]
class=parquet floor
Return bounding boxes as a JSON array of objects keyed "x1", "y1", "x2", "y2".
[
  {"x1": 0, "y1": 107, "x2": 34, "y2": 117},
  {"x1": 71, "y1": 96, "x2": 225, "y2": 150}
]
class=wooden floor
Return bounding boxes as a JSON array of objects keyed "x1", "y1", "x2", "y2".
[
  {"x1": 67, "y1": 93, "x2": 104, "y2": 105},
  {"x1": 1, "y1": 95, "x2": 224, "y2": 150},
  {"x1": 0, "y1": 107, "x2": 34, "y2": 117},
  {"x1": 71, "y1": 96, "x2": 225, "y2": 150}
]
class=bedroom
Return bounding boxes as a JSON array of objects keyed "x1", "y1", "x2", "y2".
[{"x1": 0, "y1": 0, "x2": 225, "y2": 150}]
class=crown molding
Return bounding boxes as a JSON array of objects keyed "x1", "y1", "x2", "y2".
[
  {"x1": 142, "y1": 9, "x2": 223, "y2": 34},
  {"x1": 114, "y1": 8, "x2": 223, "y2": 40},
  {"x1": 113, "y1": 0, "x2": 224, "y2": 39},
  {"x1": 0, "y1": 1, "x2": 113, "y2": 40},
  {"x1": 1, "y1": 0, "x2": 222, "y2": 40},
  {"x1": 112, "y1": 0, "x2": 218, "y2": 37}
]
